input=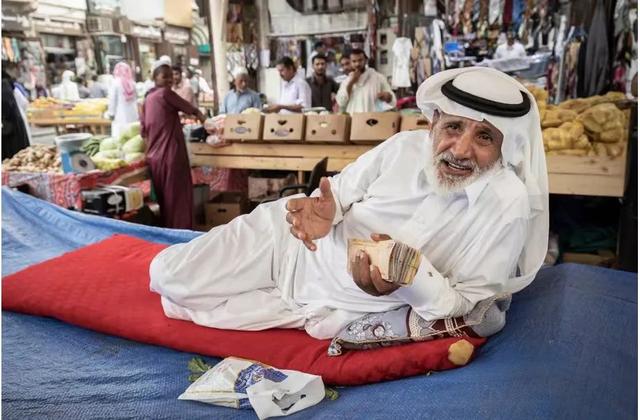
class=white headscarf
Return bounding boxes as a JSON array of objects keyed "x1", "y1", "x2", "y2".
[{"x1": 417, "y1": 67, "x2": 549, "y2": 293}]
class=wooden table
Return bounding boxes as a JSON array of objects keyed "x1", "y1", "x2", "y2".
[
  {"x1": 30, "y1": 117, "x2": 111, "y2": 135},
  {"x1": 546, "y1": 152, "x2": 628, "y2": 197},
  {"x1": 189, "y1": 142, "x2": 374, "y2": 183},
  {"x1": 188, "y1": 141, "x2": 629, "y2": 197}
]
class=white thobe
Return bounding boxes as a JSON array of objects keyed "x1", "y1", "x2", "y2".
[
  {"x1": 494, "y1": 42, "x2": 527, "y2": 60},
  {"x1": 278, "y1": 76, "x2": 312, "y2": 113},
  {"x1": 108, "y1": 80, "x2": 139, "y2": 140},
  {"x1": 335, "y1": 67, "x2": 397, "y2": 114},
  {"x1": 392, "y1": 37, "x2": 413, "y2": 88},
  {"x1": 150, "y1": 130, "x2": 529, "y2": 339}
]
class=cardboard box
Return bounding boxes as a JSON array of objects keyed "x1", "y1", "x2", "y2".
[
  {"x1": 305, "y1": 114, "x2": 350, "y2": 143},
  {"x1": 81, "y1": 186, "x2": 144, "y2": 216},
  {"x1": 224, "y1": 113, "x2": 264, "y2": 141},
  {"x1": 401, "y1": 114, "x2": 431, "y2": 131},
  {"x1": 248, "y1": 173, "x2": 298, "y2": 201},
  {"x1": 205, "y1": 192, "x2": 250, "y2": 227},
  {"x1": 262, "y1": 114, "x2": 305, "y2": 142},
  {"x1": 349, "y1": 112, "x2": 400, "y2": 142}
]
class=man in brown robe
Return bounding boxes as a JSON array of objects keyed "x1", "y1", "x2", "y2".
[{"x1": 141, "y1": 63, "x2": 205, "y2": 229}]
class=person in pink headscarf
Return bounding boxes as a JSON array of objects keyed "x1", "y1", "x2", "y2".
[{"x1": 108, "y1": 62, "x2": 139, "y2": 139}]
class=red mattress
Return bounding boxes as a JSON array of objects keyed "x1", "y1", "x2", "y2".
[{"x1": 2, "y1": 234, "x2": 485, "y2": 385}]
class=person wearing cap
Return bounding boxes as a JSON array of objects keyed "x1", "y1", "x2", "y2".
[
  {"x1": 220, "y1": 67, "x2": 262, "y2": 114},
  {"x1": 264, "y1": 56, "x2": 312, "y2": 114},
  {"x1": 141, "y1": 61, "x2": 206, "y2": 230},
  {"x1": 158, "y1": 55, "x2": 172, "y2": 67},
  {"x1": 149, "y1": 67, "x2": 548, "y2": 340}
]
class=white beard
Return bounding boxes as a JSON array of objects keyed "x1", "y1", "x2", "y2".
[{"x1": 424, "y1": 144, "x2": 503, "y2": 197}]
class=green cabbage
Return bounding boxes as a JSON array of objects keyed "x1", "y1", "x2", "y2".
[
  {"x1": 98, "y1": 137, "x2": 118, "y2": 151},
  {"x1": 122, "y1": 134, "x2": 145, "y2": 154},
  {"x1": 124, "y1": 152, "x2": 145, "y2": 163},
  {"x1": 118, "y1": 121, "x2": 141, "y2": 143},
  {"x1": 92, "y1": 150, "x2": 122, "y2": 160}
]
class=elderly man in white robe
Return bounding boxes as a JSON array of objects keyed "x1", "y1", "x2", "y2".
[{"x1": 149, "y1": 67, "x2": 548, "y2": 340}]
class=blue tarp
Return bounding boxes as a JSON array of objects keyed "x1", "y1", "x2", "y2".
[{"x1": 2, "y1": 188, "x2": 637, "y2": 419}]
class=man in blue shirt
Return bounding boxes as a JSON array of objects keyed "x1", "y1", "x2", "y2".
[{"x1": 220, "y1": 67, "x2": 262, "y2": 114}]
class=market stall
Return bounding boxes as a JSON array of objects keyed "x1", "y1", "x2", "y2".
[
  {"x1": 2, "y1": 122, "x2": 149, "y2": 213},
  {"x1": 27, "y1": 97, "x2": 111, "y2": 135},
  {"x1": 188, "y1": 97, "x2": 634, "y2": 198}
]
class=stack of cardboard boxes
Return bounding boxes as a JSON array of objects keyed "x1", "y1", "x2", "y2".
[
  {"x1": 221, "y1": 112, "x2": 430, "y2": 144},
  {"x1": 193, "y1": 111, "x2": 433, "y2": 230}
]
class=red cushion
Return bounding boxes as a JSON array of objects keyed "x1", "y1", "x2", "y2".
[{"x1": 2, "y1": 234, "x2": 485, "y2": 385}]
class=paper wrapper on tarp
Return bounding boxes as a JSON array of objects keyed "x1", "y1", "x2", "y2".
[
  {"x1": 179, "y1": 357, "x2": 325, "y2": 420},
  {"x1": 1, "y1": 160, "x2": 148, "y2": 210}
]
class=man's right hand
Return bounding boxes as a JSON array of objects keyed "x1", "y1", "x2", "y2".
[
  {"x1": 285, "y1": 177, "x2": 336, "y2": 251},
  {"x1": 264, "y1": 104, "x2": 282, "y2": 113},
  {"x1": 348, "y1": 69, "x2": 362, "y2": 86}
]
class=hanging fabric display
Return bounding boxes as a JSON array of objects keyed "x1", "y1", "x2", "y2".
[
  {"x1": 489, "y1": 0, "x2": 504, "y2": 25},
  {"x1": 392, "y1": 37, "x2": 412, "y2": 88}
]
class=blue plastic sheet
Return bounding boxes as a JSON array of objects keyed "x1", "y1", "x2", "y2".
[{"x1": 2, "y1": 188, "x2": 637, "y2": 419}]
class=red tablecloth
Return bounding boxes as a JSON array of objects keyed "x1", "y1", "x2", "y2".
[
  {"x1": 2, "y1": 163, "x2": 248, "y2": 210},
  {"x1": 2, "y1": 160, "x2": 148, "y2": 210}
]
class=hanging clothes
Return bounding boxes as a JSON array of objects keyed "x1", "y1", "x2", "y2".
[
  {"x1": 503, "y1": 0, "x2": 513, "y2": 30},
  {"x1": 391, "y1": 38, "x2": 412, "y2": 88},
  {"x1": 489, "y1": 0, "x2": 504, "y2": 25},
  {"x1": 563, "y1": 41, "x2": 582, "y2": 100},
  {"x1": 579, "y1": 0, "x2": 611, "y2": 96},
  {"x1": 512, "y1": 0, "x2": 525, "y2": 29}
]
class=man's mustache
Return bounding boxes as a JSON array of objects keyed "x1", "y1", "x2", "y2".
[{"x1": 435, "y1": 151, "x2": 477, "y2": 171}]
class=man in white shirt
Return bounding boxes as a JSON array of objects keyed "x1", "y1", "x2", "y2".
[
  {"x1": 335, "y1": 49, "x2": 396, "y2": 113},
  {"x1": 494, "y1": 32, "x2": 527, "y2": 60},
  {"x1": 264, "y1": 56, "x2": 311, "y2": 114},
  {"x1": 149, "y1": 67, "x2": 548, "y2": 340}
]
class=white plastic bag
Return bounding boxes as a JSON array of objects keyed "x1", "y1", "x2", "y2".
[{"x1": 179, "y1": 357, "x2": 325, "y2": 419}]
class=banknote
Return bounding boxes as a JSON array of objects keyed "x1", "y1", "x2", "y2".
[{"x1": 347, "y1": 239, "x2": 421, "y2": 286}]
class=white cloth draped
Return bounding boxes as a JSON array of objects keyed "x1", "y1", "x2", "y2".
[{"x1": 151, "y1": 129, "x2": 532, "y2": 339}]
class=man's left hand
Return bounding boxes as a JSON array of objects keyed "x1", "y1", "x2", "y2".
[
  {"x1": 377, "y1": 92, "x2": 393, "y2": 103},
  {"x1": 350, "y1": 233, "x2": 400, "y2": 296}
]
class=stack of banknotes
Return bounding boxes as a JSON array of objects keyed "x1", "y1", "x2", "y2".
[{"x1": 347, "y1": 239, "x2": 421, "y2": 286}]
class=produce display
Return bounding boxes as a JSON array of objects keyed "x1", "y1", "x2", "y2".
[
  {"x1": 28, "y1": 97, "x2": 108, "y2": 119},
  {"x1": 2, "y1": 145, "x2": 62, "y2": 173},
  {"x1": 85, "y1": 121, "x2": 146, "y2": 171},
  {"x1": 29, "y1": 97, "x2": 69, "y2": 109},
  {"x1": 4, "y1": 120, "x2": 146, "y2": 174},
  {"x1": 62, "y1": 98, "x2": 108, "y2": 117},
  {"x1": 528, "y1": 87, "x2": 628, "y2": 158}
]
